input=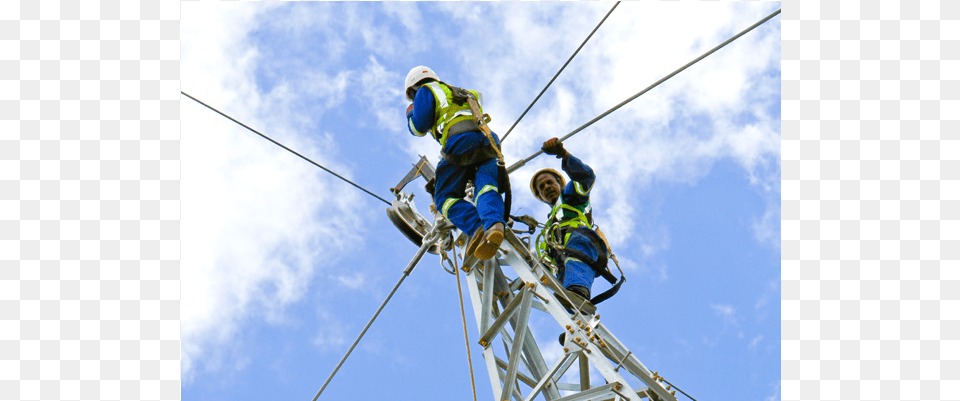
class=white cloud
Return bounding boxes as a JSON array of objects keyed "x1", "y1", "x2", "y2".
[
  {"x1": 616, "y1": 250, "x2": 669, "y2": 282},
  {"x1": 749, "y1": 334, "x2": 764, "y2": 350},
  {"x1": 704, "y1": 304, "x2": 735, "y2": 347},
  {"x1": 388, "y1": 3, "x2": 781, "y2": 289},
  {"x1": 751, "y1": 168, "x2": 782, "y2": 250},
  {"x1": 426, "y1": 2, "x2": 782, "y2": 260},
  {"x1": 182, "y1": 3, "x2": 367, "y2": 381},
  {"x1": 312, "y1": 311, "x2": 350, "y2": 353},
  {"x1": 359, "y1": 55, "x2": 406, "y2": 130},
  {"x1": 382, "y1": 2, "x2": 425, "y2": 35},
  {"x1": 336, "y1": 272, "x2": 367, "y2": 290},
  {"x1": 753, "y1": 280, "x2": 779, "y2": 324},
  {"x1": 710, "y1": 303, "x2": 735, "y2": 319},
  {"x1": 764, "y1": 382, "x2": 781, "y2": 401}
]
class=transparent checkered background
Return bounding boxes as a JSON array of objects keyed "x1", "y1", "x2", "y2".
[
  {"x1": 783, "y1": 0, "x2": 957, "y2": 400},
  {"x1": 0, "y1": 0, "x2": 179, "y2": 400}
]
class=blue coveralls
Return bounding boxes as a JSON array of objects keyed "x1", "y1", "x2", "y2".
[
  {"x1": 548, "y1": 155, "x2": 602, "y2": 293},
  {"x1": 407, "y1": 86, "x2": 505, "y2": 235}
]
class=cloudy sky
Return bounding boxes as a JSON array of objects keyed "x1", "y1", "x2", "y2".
[{"x1": 181, "y1": 2, "x2": 781, "y2": 400}]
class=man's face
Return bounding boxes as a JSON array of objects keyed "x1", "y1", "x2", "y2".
[{"x1": 535, "y1": 173, "x2": 561, "y2": 204}]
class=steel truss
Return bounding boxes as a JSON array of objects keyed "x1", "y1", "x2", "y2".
[
  {"x1": 455, "y1": 229, "x2": 678, "y2": 401},
  {"x1": 385, "y1": 157, "x2": 677, "y2": 401}
]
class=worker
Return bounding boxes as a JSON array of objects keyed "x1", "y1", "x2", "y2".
[
  {"x1": 531, "y1": 138, "x2": 618, "y2": 315},
  {"x1": 404, "y1": 66, "x2": 506, "y2": 260}
]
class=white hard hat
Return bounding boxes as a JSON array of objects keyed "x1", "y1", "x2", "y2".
[{"x1": 405, "y1": 66, "x2": 439, "y2": 101}]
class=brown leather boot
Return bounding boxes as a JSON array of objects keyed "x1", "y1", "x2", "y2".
[
  {"x1": 474, "y1": 222, "x2": 504, "y2": 260},
  {"x1": 465, "y1": 227, "x2": 484, "y2": 258}
]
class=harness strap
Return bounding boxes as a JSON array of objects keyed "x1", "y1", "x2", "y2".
[
  {"x1": 590, "y1": 274, "x2": 624, "y2": 305},
  {"x1": 550, "y1": 202, "x2": 592, "y2": 233},
  {"x1": 589, "y1": 227, "x2": 625, "y2": 305},
  {"x1": 446, "y1": 119, "x2": 481, "y2": 138},
  {"x1": 499, "y1": 164, "x2": 512, "y2": 222},
  {"x1": 551, "y1": 227, "x2": 624, "y2": 305},
  {"x1": 440, "y1": 145, "x2": 499, "y2": 166}
]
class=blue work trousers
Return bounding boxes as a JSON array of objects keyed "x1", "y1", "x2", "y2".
[
  {"x1": 434, "y1": 157, "x2": 505, "y2": 235},
  {"x1": 558, "y1": 231, "x2": 601, "y2": 293}
]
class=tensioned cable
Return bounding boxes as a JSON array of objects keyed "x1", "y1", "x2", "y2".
[
  {"x1": 309, "y1": 221, "x2": 451, "y2": 401},
  {"x1": 506, "y1": 8, "x2": 782, "y2": 174},
  {"x1": 181, "y1": 91, "x2": 392, "y2": 205},
  {"x1": 499, "y1": 1, "x2": 620, "y2": 143}
]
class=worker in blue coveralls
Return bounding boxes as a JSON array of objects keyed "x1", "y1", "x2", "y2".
[
  {"x1": 531, "y1": 138, "x2": 615, "y2": 315},
  {"x1": 404, "y1": 66, "x2": 506, "y2": 260}
]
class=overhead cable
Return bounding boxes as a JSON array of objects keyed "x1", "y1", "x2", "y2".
[
  {"x1": 309, "y1": 221, "x2": 452, "y2": 401},
  {"x1": 499, "y1": 1, "x2": 620, "y2": 143},
  {"x1": 181, "y1": 91, "x2": 392, "y2": 205},
  {"x1": 506, "y1": 8, "x2": 782, "y2": 174}
]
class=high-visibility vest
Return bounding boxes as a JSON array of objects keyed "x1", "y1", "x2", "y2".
[{"x1": 420, "y1": 81, "x2": 483, "y2": 147}]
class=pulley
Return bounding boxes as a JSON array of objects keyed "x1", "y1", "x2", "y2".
[{"x1": 386, "y1": 192, "x2": 443, "y2": 254}]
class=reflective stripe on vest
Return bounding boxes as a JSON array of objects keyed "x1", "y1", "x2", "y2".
[
  {"x1": 423, "y1": 82, "x2": 483, "y2": 147},
  {"x1": 574, "y1": 181, "x2": 590, "y2": 196},
  {"x1": 424, "y1": 82, "x2": 449, "y2": 109}
]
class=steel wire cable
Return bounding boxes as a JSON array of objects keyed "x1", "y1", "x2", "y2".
[
  {"x1": 506, "y1": 8, "x2": 782, "y2": 174},
  {"x1": 181, "y1": 91, "x2": 392, "y2": 205},
  {"x1": 309, "y1": 221, "x2": 451, "y2": 401},
  {"x1": 499, "y1": 1, "x2": 620, "y2": 143}
]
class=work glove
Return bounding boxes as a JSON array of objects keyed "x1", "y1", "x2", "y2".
[
  {"x1": 541, "y1": 137, "x2": 567, "y2": 159},
  {"x1": 406, "y1": 103, "x2": 414, "y2": 118}
]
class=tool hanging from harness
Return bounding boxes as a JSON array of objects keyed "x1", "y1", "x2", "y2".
[
  {"x1": 536, "y1": 198, "x2": 625, "y2": 305},
  {"x1": 429, "y1": 82, "x2": 512, "y2": 222}
]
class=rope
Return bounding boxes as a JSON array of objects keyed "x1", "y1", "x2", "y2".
[
  {"x1": 506, "y1": 8, "x2": 782, "y2": 174},
  {"x1": 181, "y1": 91, "x2": 392, "y2": 206},
  {"x1": 499, "y1": 1, "x2": 620, "y2": 143},
  {"x1": 449, "y1": 251, "x2": 478, "y2": 401}
]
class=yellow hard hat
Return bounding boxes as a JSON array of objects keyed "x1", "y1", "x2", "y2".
[{"x1": 530, "y1": 168, "x2": 565, "y2": 203}]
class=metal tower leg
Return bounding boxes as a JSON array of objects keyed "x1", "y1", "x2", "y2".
[{"x1": 456, "y1": 230, "x2": 679, "y2": 401}]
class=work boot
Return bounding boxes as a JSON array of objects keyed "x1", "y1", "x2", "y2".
[
  {"x1": 465, "y1": 227, "x2": 484, "y2": 258},
  {"x1": 569, "y1": 285, "x2": 590, "y2": 300},
  {"x1": 555, "y1": 285, "x2": 596, "y2": 315},
  {"x1": 474, "y1": 222, "x2": 504, "y2": 260}
]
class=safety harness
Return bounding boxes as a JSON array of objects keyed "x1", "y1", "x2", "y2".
[{"x1": 536, "y1": 194, "x2": 625, "y2": 305}]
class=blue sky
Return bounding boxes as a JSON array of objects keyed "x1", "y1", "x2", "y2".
[{"x1": 181, "y1": 2, "x2": 781, "y2": 400}]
